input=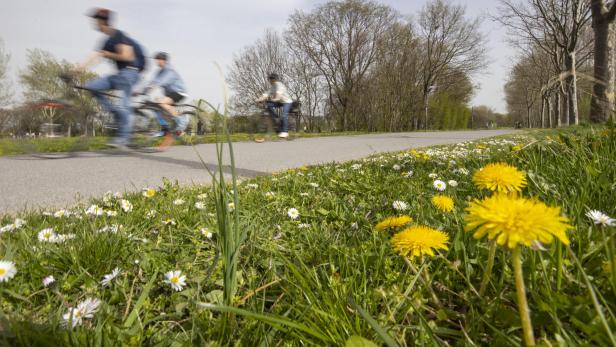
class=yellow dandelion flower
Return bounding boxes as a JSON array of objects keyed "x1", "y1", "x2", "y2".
[
  {"x1": 375, "y1": 215, "x2": 413, "y2": 231},
  {"x1": 432, "y1": 195, "x2": 454, "y2": 212},
  {"x1": 512, "y1": 144, "x2": 523, "y2": 151},
  {"x1": 391, "y1": 225, "x2": 449, "y2": 259},
  {"x1": 472, "y1": 162, "x2": 527, "y2": 193},
  {"x1": 464, "y1": 194, "x2": 572, "y2": 249}
]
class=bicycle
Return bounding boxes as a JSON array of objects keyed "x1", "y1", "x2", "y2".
[{"x1": 251, "y1": 100, "x2": 301, "y2": 143}]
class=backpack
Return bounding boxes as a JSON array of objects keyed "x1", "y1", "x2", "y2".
[{"x1": 126, "y1": 36, "x2": 147, "y2": 72}]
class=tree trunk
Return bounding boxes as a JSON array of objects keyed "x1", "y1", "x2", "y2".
[
  {"x1": 547, "y1": 96, "x2": 553, "y2": 128},
  {"x1": 590, "y1": 0, "x2": 616, "y2": 123},
  {"x1": 609, "y1": 24, "x2": 615, "y2": 121},
  {"x1": 562, "y1": 90, "x2": 570, "y2": 126},
  {"x1": 527, "y1": 107, "x2": 532, "y2": 128},
  {"x1": 540, "y1": 97, "x2": 546, "y2": 128},
  {"x1": 556, "y1": 92, "x2": 562, "y2": 127},
  {"x1": 566, "y1": 52, "x2": 579, "y2": 125}
]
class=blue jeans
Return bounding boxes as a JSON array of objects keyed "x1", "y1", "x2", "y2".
[
  {"x1": 266, "y1": 101, "x2": 291, "y2": 132},
  {"x1": 85, "y1": 68, "x2": 140, "y2": 142}
]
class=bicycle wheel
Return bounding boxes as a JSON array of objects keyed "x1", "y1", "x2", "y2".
[{"x1": 130, "y1": 108, "x2": 163, "y2": 152}]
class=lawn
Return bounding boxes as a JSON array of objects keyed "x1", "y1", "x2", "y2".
[
  {"x1": 0, "y1": 131, "x2": 370, "y2": 157},
  {"x1": 0, "y1": 126, "x2": 614, "y2": 346}
]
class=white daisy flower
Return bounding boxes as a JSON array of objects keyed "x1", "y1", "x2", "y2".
[
  {"x1": 287, "y1": 208, "x2": 300, "y2": 219},
  {"x1": 428, "y1": 173, "x2": 438, "y2": 179},
  {"x1": 85, "y1": 205, "x2": 104, "y2": 216},
  {"x1": 54, "y1": 209, "x2": 70, "y2": 218},
  {"x1": 38, "y1": 228, "x2": 56, "y2": 242},
  {"x1": 162, "y1": 219, "x2": 176, "y2": 226},
  {"x1": 106, "y1": 210, "x2": 118, "y2": 217},
  {"x1": 102, "y1": 191, "x2": 114, "y2": 204},
  {"x1": 298, "y1": 223, "x2": 310, "y2": 229},
  {"x1": 246, "y1": 183, "x2": 259, "y2": 189},
  {"x1": 164, "y1": 270, "x2": 187, "y2": 291},
  {"x1": 300, "y1": 192, "x2": 309, "y2": 197},
  {"x1": 98, "y1": 224, "x2": 120, "y2": 234},
  {"x1": 449, "y1": 160, "x2": 457, "y2": 166},
  {"x1": 586, "y1": 210, "x2": 616, "y2": 227},
  {"x1": 145, "y1": 209, "x2": 157, "y2": 218},
  {"x1": 392, "y1": 164, "x2": 401, "y2": 171},
  {"x1": 0, "y1": 260, "x2": 17, "y2": 282},
  {"x1": 403, "y1": 171, "x2": 414, "y2": 178},
  {"x1": 63, "y1": 297, "x2": 101, "y2": 328},
  {"x1": 113, "y1": 192, "x2": 123, "y2": 199},
  {"x1": 227, "y1": 202, "x2": 235, "y2": 212},
  {"x1": 42, "y1": 211, "x2": 53, "y2": 216},
  {"x1": 53, "y1": 234, "x2": 75, "y2": 243},
  {"x1": 194, "y1": 201, "x2": 206, "y2": 210},
  {"x1": 101, "y1": 267, "x2": 121, "y2": 287},
  {"x1": 142, "y1": 188, "x2": 156, "y2": 198},
  {"x1": 456, "y1": 168, "x2": 470, "y2": 176},
  {"x1": 200, "y1": 228, "x2": 213, "y2": 239},
  {"x1": 309, "y1": 182, "x2": 320, "y2": 188},
  {"x1": 448, "y1": 180, "x2": 459, "y2": 187},
  {"x1": 433, "y1": 180, "x2": 447, "y2": 191},
  {"x1": 197, "y1": 193, "x2": 208, "y2": 200},
  {"x1": 120, "y1": 199, "x2": 133, "y2": 213},
  {"x1": 42, "y1": 275, "x2": 55, "y2": 287},
  {"x1": 351, "y1": 164, "x2": 362, "y2": 170},
  {"x1": 392, "y1": 200, "x2": 409, "y2": 211},
  {"x1": 173, "y1": 199, "x2": 185, "y2": 206}
]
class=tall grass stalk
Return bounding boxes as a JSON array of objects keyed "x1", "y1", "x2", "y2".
[{"x1": 479, "y1": 242, "x2": 497, "y2": 296}]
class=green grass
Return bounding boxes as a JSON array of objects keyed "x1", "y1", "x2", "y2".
[
  {"x1": 0, "y1": 126, "x2": 614, "y2": 346},
  {"x1": 0, "y1": 131, "x2": 370, "y2": 157}
]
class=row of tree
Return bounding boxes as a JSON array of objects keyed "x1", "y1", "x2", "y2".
[
  {"x1": 227, "y1": 0, "x2": 489, "y2": 132},
  {"x1": 501, "y1": 0, "x2": 616, "y2": 128}
]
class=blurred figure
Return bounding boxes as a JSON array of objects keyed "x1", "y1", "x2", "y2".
[
  {"x1": 77, "y1": 8, "x2": 146, "y2": 149},
  {"x1": 141, "y1": 52, "x2": 188, "y2": 136},
  {"x1": 255, "y1": 73, "x2": 292, "y2": 138}
]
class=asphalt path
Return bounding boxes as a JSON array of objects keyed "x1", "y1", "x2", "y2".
[{"x1": 0, "y1": 130, "x2": 514, "y2": 215}]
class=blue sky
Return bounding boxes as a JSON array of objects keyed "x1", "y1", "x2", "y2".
[{"x1": 0, "y1": 0, "x2": 514, "y2": 113}]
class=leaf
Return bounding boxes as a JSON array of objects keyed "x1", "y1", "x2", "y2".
[
  {"x1": 317, "y1": 208, "x2": 329, "y2": 216},
  {"x1": 123, "y1": 271, "x2": 158, "y2": 329},
  {"x1": 348, "y1": 296, "x2": 399, "y2": 347},
  {"x1": 345, "y1": 336, "x2": 379, "y2": 347}
]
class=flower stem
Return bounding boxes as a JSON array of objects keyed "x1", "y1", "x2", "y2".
[
  {"x1": 512, "y1": 247, "x2": 535, "y2": 346},
  {"x1": 479, "y1": 242, "x2": 497, "y2": 296}
]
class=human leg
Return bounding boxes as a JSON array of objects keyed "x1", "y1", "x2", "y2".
[{"x1": 110, "y1": 69, "x2": 140, "y2": 143}]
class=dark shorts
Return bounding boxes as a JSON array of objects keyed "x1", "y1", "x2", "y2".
[{"x1": 165, "y1": 91, "x2": 185, "y2": 103}]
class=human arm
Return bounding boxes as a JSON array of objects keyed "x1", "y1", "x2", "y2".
[{"x1": 76, "y1": 51, "x2": 103, "y2": 71}]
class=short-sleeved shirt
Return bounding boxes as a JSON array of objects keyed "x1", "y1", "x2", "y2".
[{"x1": 100, "y1": 30, "x2": 134, "y2": 71}]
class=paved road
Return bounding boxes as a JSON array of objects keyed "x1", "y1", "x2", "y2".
[{"x1": 0, "y1": 130, "x2": 514, "y2": 215}]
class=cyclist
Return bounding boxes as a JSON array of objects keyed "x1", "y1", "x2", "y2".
[
  {"x1": 255, "y1": 73, "x2": 292, "y2": 138},
  {"x1": 141, "y1": 52, "x2": 188, "y2": 136},
  {"x1": 77, "y1": 8, "x2": 146, "y2": 149}
]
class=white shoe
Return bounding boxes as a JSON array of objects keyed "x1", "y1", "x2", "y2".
[{"x1": 278, "y1": 132, "x2": 289, "y2": 138}]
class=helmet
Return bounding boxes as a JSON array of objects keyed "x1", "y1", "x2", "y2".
[
  {"x1": 268, "y1": 73, "x2": 280, "y2": 81},
  {"x1": 154, "y1": 52, "x2": 169, "y2": 61}
]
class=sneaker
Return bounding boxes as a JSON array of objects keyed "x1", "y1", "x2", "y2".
[
  {"x1": 107, "y1": 138, "x2": 130, "y2": 151},
  {"x1": 278, "y1": 132, "x2": 289, "y2": 138}
]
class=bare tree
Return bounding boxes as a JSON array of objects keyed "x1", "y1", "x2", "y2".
[
  {"x1": 0, "y1": 38, "x2": 12, "y2": 108},
  {"x1": 417, "y1": 0, "x2": 486, "y2": 129},
  {"x1": 226, "y1": 29, "x2": 292, "y2": 115},
  {"x1": 589, "y1": 0, "x2": 616, "y2": 122},
  {"x1": 497, "y1": 0, "x2": 592, "y2": 126},
  {"x1": 288, "y1": 0, "x2": 398, "y2": 131}
]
